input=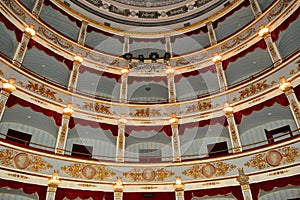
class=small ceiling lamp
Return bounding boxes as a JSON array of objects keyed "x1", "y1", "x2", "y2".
[
  {"x1": 25, "y1": 24, "x2": 36, "y2": 36},
  {"x1": 114, "y1": 177, "x2": 124, "y2": 192},
  {"x1": 174, "y1": 176, "x2": 184, "y2": 191},
  {"x1": 259, "y1": 25, "x2": 269, "y2": 37},
  {"x1": 2, "y1": 78, "x2": 16, "y2": 93},
  {"x1": 169, "y1": 113, "x2": 178, "y2": 124},
  {"x1": 223, "y1": 101, "x2": 233, "y2": 115},
  {"x1": 74, "y1": 52, "x2": 83, "y2": 63},
  {"x1": 212, "y1": 52, "x2": 222, "y2": 63},
  {"x1": 63, "y1": 103, "x2": 73, "y2": 116},
  {"x1": 48, "y1": 170, "x2": 61, "y2": 187},
  {"x1": 279, "y1": 77, "x2": 291, "y2": 92},
  {"x1": 121, "y1": 65, "x2": 129, "y2": 75}
]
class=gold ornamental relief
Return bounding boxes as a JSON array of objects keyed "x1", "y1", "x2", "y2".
[
  {"x1": 38, "y1": 27, "x2": 74, "y2": 50},
  {"x1": 182, "y1": 161, "x2": 236, "y2": 179},
  {"x1": 244, "y1": 147, "x2": 300, "y2": 169},
  {"x1": 129, "y1": 108, "x2": 163, "y2": 117},
  {"x1": 76, "y1": 102, "x2": 114, "y2": 115},
  {"x1": 0, "y1": 149, "x2": 52, "y2": 172},
  {"x1": 185, "y1": 101, "x2": 216, "y2": 114},
  {"x1": 61, "y1": 163, "x2": 116, "y2": 180},
  {"x1": 123, "y1": 168, "x2": 174, "y2": 182}
]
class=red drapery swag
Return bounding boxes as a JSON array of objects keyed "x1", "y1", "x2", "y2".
[
  {"x1": 0, "y1": 12, "x2": 23, "y2": 42},
  {"x1": 178, "y1": 115, "x2": 228, "y2": 135},
  {"x1": 123, "y1": 192, "x2": 175, "y2": 200},
  {"x1": 55, "y1": 188, "x2": 114, "y2": 200},
  {"x1": 293, "y1": 83, "x2": 300, "y2": 101},
  {"x1": 185, "y1": 185, "x2": 243, "y2": 200},
  {"x1": 271, "y1": 7, "x2": 300, "y2": 42},
  {"x1": 174, "y1": 65, "x2": 217, "y2": 83},
  {"x1": 79, "y1": 65, "x2": 121, "y2": 82},
  {"x1": 250, "y1": 174, "x2": 300, "y2": 200},
  {"x1": 68, "y1": 117, "x2": 118, "y2": 136},
  {"x1": 125, "y1": 125, "x2": 172, "y2": 137},
  {"x1": 6, "y1": 95, "x2": 62, "y2": 126},
  {"x1": 234, "y1": 93, "x2": 289, "y2": 125},
  {"x1": 127, "y1": 76, "x2": 168, "y2": 85},
  {"x1": 222, "y1": 39, "x2": 267, "y2": 70},
  {"x1": 27, "y1": 39, "x2": 73, "y2": 70},
  {"x1": 212, "y1": 0, "x2": 250, "y2": 28},
  {"x1": 43, "y1": 0, "x2": 82, "y2": 27},
  {"x1": 0, "y1": 178, "x2": 47, "y2": 200}
]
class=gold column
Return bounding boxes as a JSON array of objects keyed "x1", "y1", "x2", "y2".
[
  {"x1": 166, "y1": 66, "x2": 176, "y2": 103},
  {"x1": 114, "y1": 177, "x2": 124, "y2": 200},
  {"x1": 279, "y1": 77, "x2": 300, "y2": 129},
  {"x1": 174, "y1": 177, "x2": 184, "y2": 200},
  {"x1": 77, "y1": 21, "x2": 88, "y2": 45},
  {"x1": 170, "y1": 113, "x2": 181, "y2": 162},
  {"x1": 123, "y1": 35, "x2": 130, "y2": 54},
  {"x1": 68, "y1": 53, "x2": 83, "y2": 92},
  {"x1": 120, "y1": 66, "x2": 129, "y2": 103},
  {"x1": 116, "y1": 115, "x2": 126, "y2": 162},
  {"x1": 237, "y1": 168, "x2": 253, "y2": 200},
  {"x1": 165, "y1": 35, "x2": 172, "y2": 56},
  {"x1": 32, "y1": 0, "x2": 44, "y2": 17},
  {"x1": 46, "y1": 171, "x2": 61, "y2": 200},
  {"x1": 249, "y1": 0, "x2": 262, "y2": 18},
  {"x1": 207, "y1": 21, "x2": 217, "y2": 46},
  {"x1": 0, "y1": 78, "x2": 16, "y2": 121},
  {"x1": 13, "y1": 24, "x2": 36, "y2": 67},
  {"x1": 224, "y1": 102, "x2": 242, "y2": 153},
  {"x1": 259, "y1": 25, "x2": 282, "y2": 66},
  {"x1": 55, "y1": 103, "x2": 73, "y2": 154},
  {"x1": 212, "y1": 53, "x2": 227, "y2": 91}
]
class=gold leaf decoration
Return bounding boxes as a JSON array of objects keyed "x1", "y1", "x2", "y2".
[
  {"x1": 123, "y1": 168, "x2": 174, "y2": 182},
  {"x1": 0, "y1": 149, "x2": 14, "y2": 166},
  {"x1": 214, "y1": 161, "x2": 236, "y2": 176},
  {"x1": 129, "y1": 108, "x2": 162, "y2": 117},
  {"x1": 182, "y1": 165, "x2": 203, "y2": 179},
  {"x1": 244, "y1": 147, "x2": 300, "y2": 169},
  {"x1": 77, "y1": 102, "x2": 113, "y2": 115},
  {"x1": 61, "y1": 163, "x2": 116, "y2": 180},
  {"x1": 28, "y1": 156, "x2": 53, "y2": 172},
  {"x1": 185, "y1": 101, "x2": 215, "y2": 114}
]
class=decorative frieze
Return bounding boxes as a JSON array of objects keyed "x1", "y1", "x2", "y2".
[
  {"x1": 123, "y1": 168, "x2": 174, "y2": 182},
  {"x1": 129, "y1": 108, "x2": 164, "y2": 117},
  {"x1": 76, "y1": 102, "x2": 114, "y2": 115}
]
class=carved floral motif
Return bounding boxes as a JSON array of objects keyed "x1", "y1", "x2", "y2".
[
  {"x1": 123, "y1": 168, "x2": 174, "y2": 182},
  {"x1": 61, "y1": 163, "x2": 116, "y2": 180},
  {"x1": 244, "y1": 147, "x2": 300, "y2": 169}
]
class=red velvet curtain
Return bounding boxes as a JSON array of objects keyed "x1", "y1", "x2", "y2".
[
  {"x1": 6, "y1": 95, "x2": 62, "y2": 126},
  {"x1": 0, "y1": 12, "x2": 23, "y2": 42},
  {"x1": 55, "y1": 188, "x2": 114, "y2": 200},
  {"x1": 123, "y1": 192, "x2": 175, "y2": 200},
  {"x1": 212, "y1": 0, "x2": 250, "y2": 28},
  {"x1": 250, "y1": 174, "x2": 300, "y2": 200},
  {"x1": 68, "y1": 117, "x2": 119, "y2": 136},
  {"x1": 27, "y1": 39, "x2": 73, "y2": 70},
  {"x1": 222, "y1": 39, "x2": 267, "y2": 70},
  {"x1": 234, "y1": 93, "x2": 289, "y2": 125},
  {"x1": 178, "y1": 115, "x2": 228, "y2": 135},
  {"x1": 174, "y1": 65, "x2": 216, "y2": 83},
  {"x1": 185, "y1": 185, "x2": 243, "y2": 200},
  {"x1": 125, "y1": 125, "x2": 172, "y2": 137},
  {"x1": 271, "y1": 7, "x2": 300, "y2": 42},
  {"x1": 293, "y1": 83, "x2": 300, "y2": 101},
  {"x1": 79, "y1": 65, "x2": 121, "y2": 82},
  {"x1": 127, "y1": 76, "x2": 168, "y2": 85},
  {"x1": 0, "y1": 178, "x2": 47, "y2": 200},
  {"x1": 43, "y1": 0, "x2": 82, "y2": 27}
]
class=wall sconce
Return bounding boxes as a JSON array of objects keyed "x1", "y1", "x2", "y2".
[
  {"x1": 169, "y1": 113, "x2": 178, "y2": 124},
  {"x1": 121, "y1": 65, "x2": 129, "y2": 75},
  {"x1": 173, "y1": 176, "x2": 184, "y2": 191},
  {"x1": 279, "y1": 77, "x2": 291, "y2": 92},
  {"x1": 212, "y1": 52, "x2": 222, "y2": 63},
  {"x1": 73, "y1": 52, "x2": 83, "y2": 63},
  {"x1": 114, "y1": 177, "x2": 124, "y2": 192},
  {"x1": 25, "y1": 24, "x2": 36, "y2": 36},
  {"x1": 2, "y1": 78, "x2": 16, "y2": 93},
  {"x1": 63, "y1": 103, "x2": 73, "y2": 116},
  {"x1": 259, "y1": 25, "x2": 269, "y2": 37},
  {"x1": 48, "y1": 170, "x2": 61, "y2": 187},
  {"x1": 223, "y1": 101, "x2": 233, "y2": 115}
]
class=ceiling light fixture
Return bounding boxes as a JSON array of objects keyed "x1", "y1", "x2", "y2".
[
  {"x1": 259, "y1": 25, "x2": 269, "y2": 37},
  {"x1": 169, "y1": 113, "x2": 178, "y2": 124},
  {"x1": 223, "y1": 101, "x2": 233, "y2": 115},
  {"x1": 212, "y1": 52, "x2": 222, "y2": 63},
  {"x1": 121, "y1": 65, "x2": 129, "y2": 75},
  {"x1": 2, "y1": 78, "x2": 16, "y2": 93},
  {"x1": 63, "y1": 103, "x2": 74, "y2": 116},
  {"x1": 74, "y1": 52, "x2": 83, "y2": 63},
  {"x1": 25, "y1": 24, "x2": 36, "y2": 36},
  {"x1": 279, "y1": 77, "x2": 291, "y2": 92}
]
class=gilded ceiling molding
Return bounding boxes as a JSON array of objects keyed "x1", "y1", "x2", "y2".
[
  {"x1": 123, "y1": 168, "x2": 175, "y2": 182},
  {"x1": 0, "y1": 149, "x2": 53, "y2": 172},
  {"x1": 61, "y1": 163, "x2": 116, "y2": 180},
  {"x1": 182, "y1": 161, "x2": 236, "y2": 179},
  {"x1": 244, "y1": 147, "x2": 300, "y2": 170}
]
